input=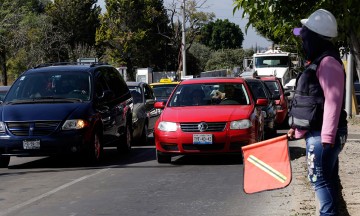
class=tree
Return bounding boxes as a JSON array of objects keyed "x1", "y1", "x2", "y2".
[
  {"x1": 205, "y1": 48, "x2": 253, "y2": 72},
  {"x1": 163, "y1": 0, "x2": 215, "y2": 75},
  {"x1": 0, "y1": 0, "x2": 51, "y2": 85},
  {"x1": 46, "y1": 0, "x2": 101, "y2": 61},
  {"x1": 96, "y1": 0, "x2": 170, "y2": 79},
  {"x1": 199, "y1": 19, "x2": 244, "y2": 50},
  {"x1": 188, "y1": 42, "x2": 211, "y2": 73},
  {"x1": 233, "y1": 0, "x2": 360, "y2": 78}
]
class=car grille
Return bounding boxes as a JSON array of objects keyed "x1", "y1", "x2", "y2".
[
  {"x1": 180, "y1": 122, "x2": 226, "y2": 132},
  {"x1": 182, "y1": 143, "x2": 225, "y2": 150},
  {"x1": 6, "y1": 121, "x2": 61, "y2": 136}
]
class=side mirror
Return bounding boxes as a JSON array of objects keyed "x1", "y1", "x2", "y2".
[
  {"x1": 284, "y1": 91, "x2": 291, "y2": 97},
  {"x1": 146, "y1": 98, "x2": 155, "y2": 105},
  {"x1": 256, "y1": 98, "x2": 268, "y2": 106},
  {"x1": 154, "y1": 101, "x2": 166, "y2": 109}
]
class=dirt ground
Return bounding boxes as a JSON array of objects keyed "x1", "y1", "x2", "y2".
[
  {"x1": 287, "y1": 117, "x2": 360, "y2": 216},
  {"x1": 270, "y1": 117, "x2": 360, "y2": 216}
]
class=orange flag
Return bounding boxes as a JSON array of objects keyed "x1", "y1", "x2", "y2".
[{"x1": 241, "y1": 135, "x2": 291, "y2": 194}]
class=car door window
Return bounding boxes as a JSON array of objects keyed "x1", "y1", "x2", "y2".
[{"x1": 144, "y1": 85, "x2": 155, "y2": 101}]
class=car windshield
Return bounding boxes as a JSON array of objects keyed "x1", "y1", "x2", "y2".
[
  {"x1": 167, "y1": 83, "x2": 250, "y2": 107},
  {"x1": 255, "y1": 56, "x2": 290, "y2": 68},
  {"x1": 152, "y1": 84, "x2": 177, "y2": 98},
  {"x1": 5, "y1": 72, "x2": 91, "y2": 102}
]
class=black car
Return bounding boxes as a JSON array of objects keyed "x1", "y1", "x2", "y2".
[
  {"x1": 244, "y1": 78, "x2": 277, "y2": 138},
  {"x1": 127, "y1": 81, "x2": 160, "y2": 144},
  {"x1": 0, "y1": 63, "x2": 133, "y2": 167}
]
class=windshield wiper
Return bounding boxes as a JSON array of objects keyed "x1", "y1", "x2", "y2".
[
  {"x1": 32, "y1": 96, "x2": 83, "y2": 102},
  {"x1": 5, "y1": 97, "x2": 83, "y2": 104}
]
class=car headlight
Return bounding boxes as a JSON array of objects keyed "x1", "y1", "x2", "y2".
[
  {"x1": 62, "y1": 119, "x2": 87, "y2": 130},
  {"x1": 230, "y1": 119, "x2": 252, "y2": 129},
  {"x1": 0, "y1": 121, "x2": 5, "y2": 133},
  {"x1": 158, "y1": 121, "x2": 177, "y2": 132}
]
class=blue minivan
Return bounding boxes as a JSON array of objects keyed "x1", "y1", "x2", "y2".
[{"x1": 0, "y1": 63, "x2": 133, "y2": 167}]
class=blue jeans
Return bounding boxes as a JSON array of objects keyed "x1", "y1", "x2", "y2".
[{"x1": 305, "y1": 127, "x2": 347, "y2": 216}]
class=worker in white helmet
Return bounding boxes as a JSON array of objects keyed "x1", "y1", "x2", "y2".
[{"x1": 288, "y1": 9, "x2": 348, "y2": 216}]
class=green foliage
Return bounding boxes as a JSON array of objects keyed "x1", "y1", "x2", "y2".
[
  {"x1": 0, "y1": 0, "x2": 52, "y2": 84},
  {"x1": 199, "y1": 19, "x2": 244, "y2": 50},
  {"x1": 233, "y1": 0, "x2": 360, "y2": 52},
  {"x1": 96, "y1": 0, "x2": 170, "y2": 78},
  {"x1": 46, "y1": 0, "x2": 101, "y2": 61},
  {"x1": 188, "y1": 42, "x2": 211, "y2": 74},
  {"x1": 205, "y1": 48, "x2": 250, "y2": 71}
]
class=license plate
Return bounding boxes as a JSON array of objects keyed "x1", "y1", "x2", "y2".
[
  {"x1": 23, "y1": 140, "x2": 40, "y2": 149},
  {"x1": 193, "y1": 134, "x2": 212, "y2": 144}
]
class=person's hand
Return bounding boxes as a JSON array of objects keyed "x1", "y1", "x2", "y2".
[
  {"x1": 322, "y1": 142, "x2": 334, "y2": 148},
  {"x1": 287, "y1": 128, "x2": 295, "y2": 139}
]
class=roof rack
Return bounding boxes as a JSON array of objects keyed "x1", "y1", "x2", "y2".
[{"x1": 33, "y1": 62, "x2": 109, "y2": 69}]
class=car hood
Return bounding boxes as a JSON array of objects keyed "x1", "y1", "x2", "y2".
[
  {"x1": 0, "y1": 103, "x2": 88, "y2": 121},
  {"x1": 160, "y1": 105, "x2": 253, "y2": 122}
]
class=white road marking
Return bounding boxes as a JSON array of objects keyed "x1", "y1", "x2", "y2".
[{"x1": 0, "y1": 168, "x2": 110, "y2": 216}]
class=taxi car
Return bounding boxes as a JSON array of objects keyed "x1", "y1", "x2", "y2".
[
  {"x1": 153, "y1": 77, "x2": 266, "y2": 163},
  {"x1": 150, "y1": 78, "x2": 180, "y2": 103}
]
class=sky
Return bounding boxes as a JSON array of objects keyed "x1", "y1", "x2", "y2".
[{"x1": 96, "y1": 0, "x2": 272, "y2": 49}]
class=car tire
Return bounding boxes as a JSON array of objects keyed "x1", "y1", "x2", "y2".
[
  {"x1": 140, "y1": 123, "x2": 148, "y2": 145},
  {"x1": 0, "y1": 155, "x2": 10, "y2": 168},
  {"x1": 118, "y1": 123, "x2": 132, "y2": 154},
  {"x1": 156, "y1": 150, "x2": 171, "y2": 163},
  {"x1": 85, "y1": 131, "x2": 103, "y2": 164}
]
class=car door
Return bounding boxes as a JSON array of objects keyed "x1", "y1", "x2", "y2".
[
  {"x1": 102, "y1": 67, "x2": 132, "y2": 142},
  {"x1": 94, "y1": 71, "x2": 116, "y2": 145},
  {"x1": 143, "y1": 84, "x2": 158, "y2": 132}
]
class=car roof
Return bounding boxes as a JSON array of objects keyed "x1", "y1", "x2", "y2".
[
  {"x1": 258, "y1": 76, "x2": 279, "y2": 81},
  {"x1": 150, "y1": 81, "x2": 180, "y2": 86},
  {"x1": 179, "y1": 77, "x2": 245, "y2": 85},
  {"x1": 126, "y1": 81, "x2": 147, "y2": 87},
  {"x1": 24, "y1": 63, "x2": 113, "y2": 74}
]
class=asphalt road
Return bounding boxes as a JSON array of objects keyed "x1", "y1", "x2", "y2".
[
  {"x1": 1, "y1": 128, "x2": 358, "y2": 216},
  {"x1": 0, "y1": 136, "x2": 308, "y2": 216}
]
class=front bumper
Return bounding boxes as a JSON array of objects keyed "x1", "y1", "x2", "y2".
[
  {"x1": 0, "y1": 130, "x2": 88, "y2": 156},
  {"x1": 154, "y1": 128, "x2": 256, "y2": 155}
]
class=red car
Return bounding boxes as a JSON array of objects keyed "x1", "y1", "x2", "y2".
[
  {"x1": 153, "y1": 77, "x2": 266, "y2": 163},
  {"x1": 259, "y1": 76, "x2": 290, "y2": 126}
]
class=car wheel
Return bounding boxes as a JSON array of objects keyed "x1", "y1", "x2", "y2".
[
  {"x1": 118, "y1": 123, "x2": 132, "y2": 154},
  {"x1": 140, "y1": 123, "x2": 148, "y2": 145},
  {"x1": 0, "y1": 155, "x2": 10, "y2": 168},
  {"x1": 86, "y1": 131, "x2": 103, "y2": 163},
  {"x1": 156, "y1": 150, "x2": 171, "y2": 163}
]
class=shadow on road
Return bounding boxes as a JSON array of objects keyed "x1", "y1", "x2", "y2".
[{"x1": 172, "y1": 154, "x2": 243, "y2": 165}]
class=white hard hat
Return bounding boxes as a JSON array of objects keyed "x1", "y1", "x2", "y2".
[{"x1": 301, "y1": 9, "x2": 338, "y2": 38}]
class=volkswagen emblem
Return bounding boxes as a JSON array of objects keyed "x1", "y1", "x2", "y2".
[{"x1": 198, "y1": 122, "x2": 208, "y2": 132}]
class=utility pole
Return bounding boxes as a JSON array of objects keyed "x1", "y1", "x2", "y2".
[{"x1": 182, "y1": 0, "x2": 187, "y2": 76}]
